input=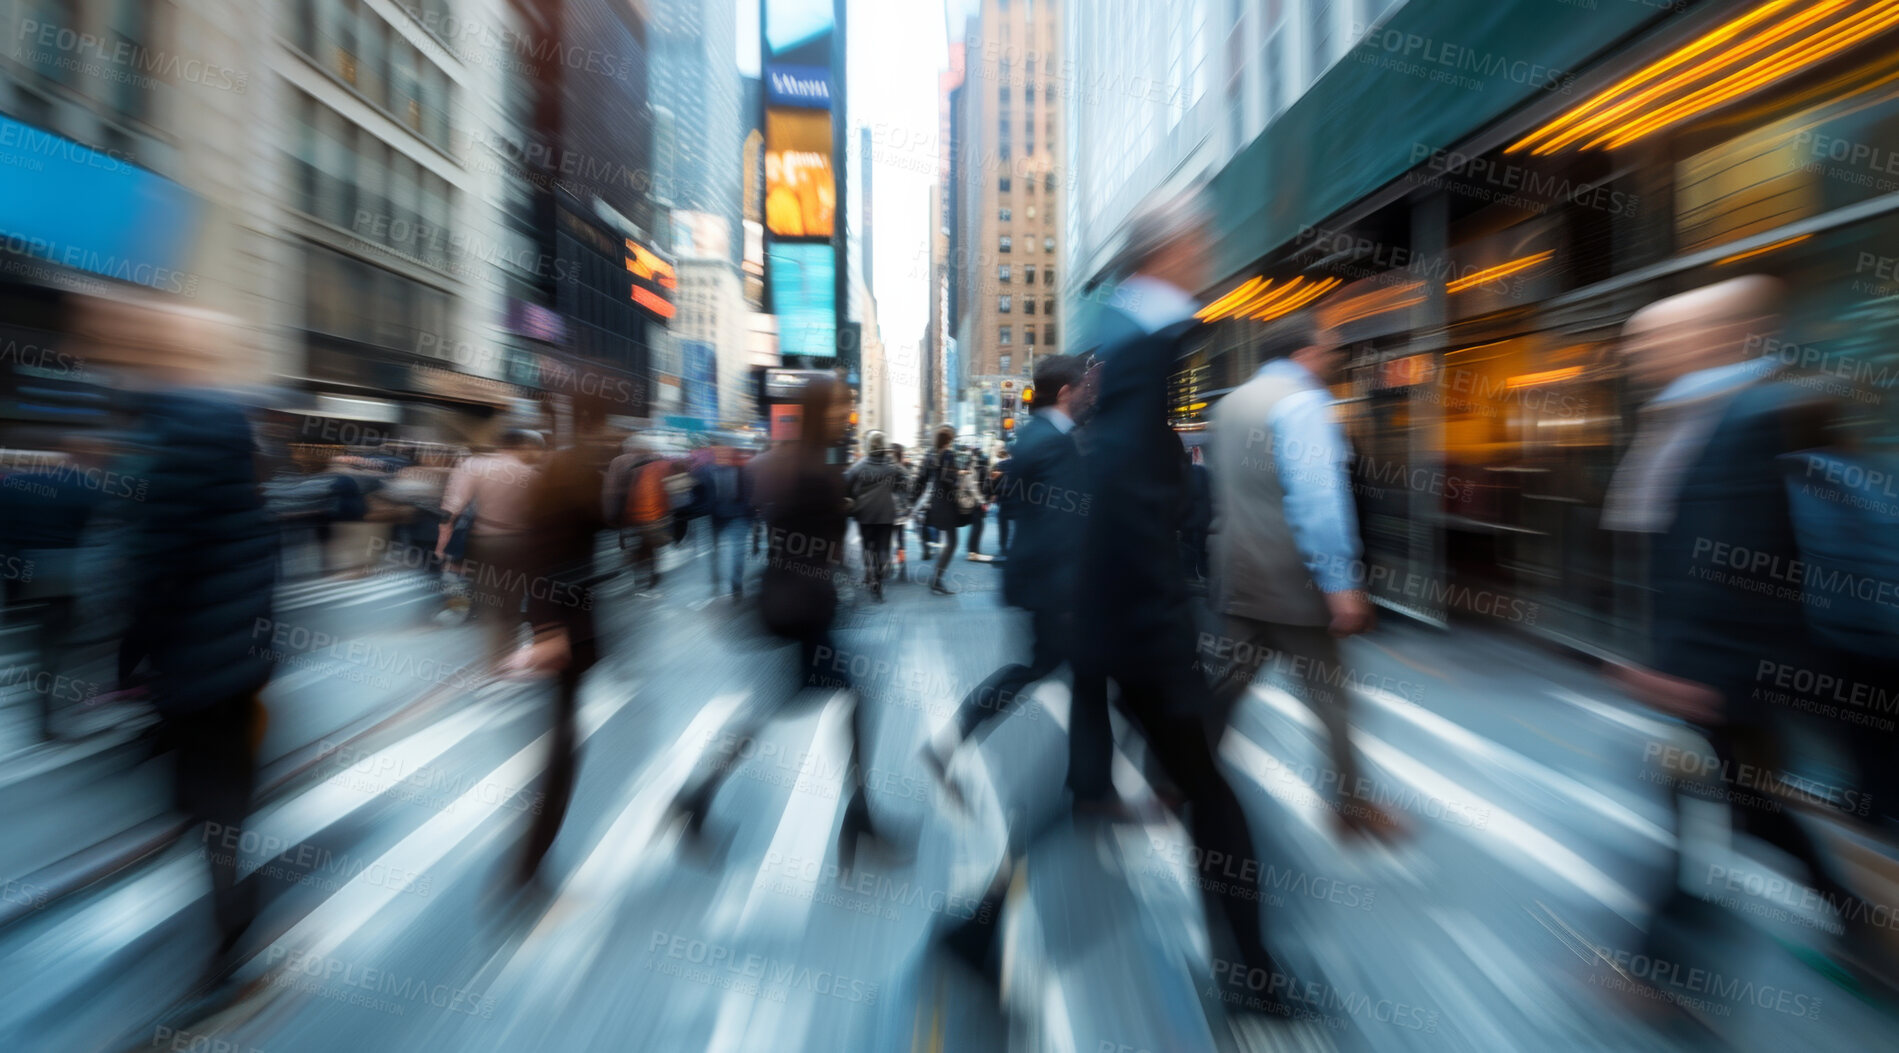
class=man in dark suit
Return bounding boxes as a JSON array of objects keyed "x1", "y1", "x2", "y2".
[
  {"x1": 1602, "y1": 276, "x2": 1864, "y2": 972},
  {"x1": 921, "y1": 354, "x2": 1090, "y2": 794},
  {"x1": 1066, "y1": 190, "x2": 1282, "y2": 985}
]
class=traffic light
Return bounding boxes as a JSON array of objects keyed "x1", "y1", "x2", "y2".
[
  {"x1": 1002, "y1": 416, "x2": 1015, "y2": 432},
  {"x1": 1022, "y1": 385, "x2": 1034, "y2": 408}
]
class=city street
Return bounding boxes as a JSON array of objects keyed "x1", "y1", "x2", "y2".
[{"x1": 1, "y1": 531, "x2": 1893, "y2": 1052}]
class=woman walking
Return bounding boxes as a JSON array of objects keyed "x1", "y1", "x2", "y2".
[
  {"x1": 917, "y1": 425, "x2": 965, "y2": 595},
  {"x1": 665, "y1": 376, "x2": 896, "y2": 870}
]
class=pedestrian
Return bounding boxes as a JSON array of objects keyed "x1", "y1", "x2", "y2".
[
  {"x1": 844, "y1": 430, "x2": 904, "y2": 601},
  {"x1": 667, "y1": 376, "x2": 897, "y2": 871},
  {"x1": 1179, "y1": 441, "x2": 1211, "y2": 589},
  {"x1": 917, "y1": 425, "x2": 968, "y2": 595},
  {"x1": 890, "y1": 442, "x2": 913, "y2": 577},
  {"x1": 437, "y1": 428, "x2": 544, "y2": 667},
  {"x1": 921, "y1": 354, "x2": 1090, "y2": 798},
  {"x1": 965, "y1": 444, "x2": 993, "y2": 561},
  {"x1": 691, "y1": 444, "x2": 755, "y2": 600},
  {"x1": 1203, "y1": 314, "x2": 1400, "y2": 839},
  {"x1": 602, "y1": 434, "x2": 676, "y2": 595},
  {"x1": 86, "y1": 299, "x2": 278, "y2": 987},
  {"x1": 1600, "y1": 276, "x2": 1868, "y2": 977},
  {"x1": 1066, "y1": 188, "x2": 1284, "y2": 993},
  {"x1": 991, "y1": 443, "x2": 1015, "y2": 561},
  {"x1": 514, "y1": 393, "x2": 620, "y2": 887}
]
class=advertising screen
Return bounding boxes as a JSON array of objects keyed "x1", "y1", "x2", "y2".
[
  {"x1": 766, "y1": 0, "x2": 835, "y2": 64},
  {"x1": 767, "y1": 243, "x2": 836, "y2": 359},
  {"x1": 764, "y1": 109, "x2": 835, "y2": 238}
]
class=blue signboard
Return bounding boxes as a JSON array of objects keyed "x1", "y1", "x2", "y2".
[
  {"x1": 0, "y1": 114, "x2": 201, "y2": 291},
  {"x1": 765, "y1": 63, "x2": 831, "y2": 107},
  {"x1": 767, "y1": 243, "x2": 836, "y2": 359},
  {"x1": 681, "y1": 339, "x2": 719, "y2": 420}
]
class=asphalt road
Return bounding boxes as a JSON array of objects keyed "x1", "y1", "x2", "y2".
[{"x1": 2, "y1": 522, "x2": 1895, "y2": 1051}]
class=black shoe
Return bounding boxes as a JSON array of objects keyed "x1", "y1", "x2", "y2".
[
  {"x1": 931, "y1": 577, "x2": 955, "y2": 596},
  {"x1": 872, "y1": 580, "x2": 884, "y2": 602}
]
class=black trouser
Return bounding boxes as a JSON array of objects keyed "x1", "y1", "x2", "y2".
[
  {"x1": 859, "y1": 523, "x2": 894, "y2": 584},
  {"x1": 953, "y1": 607, "x2": 1066, "y2": 742},
  {"x1": 173, "y1": 692, "x2": 260, "y2": 952},
  {"x1": 1647, "y1": 707, "x2": 1862, "y2": 957},
  {"x1": 520, "y1": 586, "x2": 599, "y2": 882},
  {"x1": 968, "y1": 506, "x2": 986, "y2": 555},
  {"x1": 932, "y1": 523, "x2": 959, "y2": 578},
  {"x1": 996, "y1": 512, "x2": 1013, "y2": 556},
  {"x1": 1068, "y1": 659, "x2": 1271, "y2": 967}
]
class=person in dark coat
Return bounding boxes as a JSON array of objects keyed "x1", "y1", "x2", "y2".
[
  {"x1": 95, "y1": 301, "x2": 279, "y2": 981},
  {"x1": 917, "y1": 426, "x2": 966, "y2": 594},
  {"x1": 921, "y1": 355, "x2": 1090, "y2": 793},
  {"x1": 1601, "y1": 277, "x2": 1870, "y2": 974},
  {"x1": 514, "y1": 395, "x2": 619, "y2": 887},
  {"x1": 1066, "y1": 191, "x2": 1283, "y2": 990},
  {"x1": 668, "y1": 377, "x2": 897, "y2": 870},
  {"x1": 1179, "y1": 441, "x2": 1212, "y2": 588},
  {"x1": 844, "y1": 430, "x2": 905, "y2": 601}
]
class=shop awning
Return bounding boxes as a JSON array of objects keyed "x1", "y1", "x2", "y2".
[{"x1": 1209, "y1": 0, "x2": 1675, "y2": 282}]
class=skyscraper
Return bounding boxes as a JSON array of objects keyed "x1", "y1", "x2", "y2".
[{"x1": 650, "y1": 0, "x2": 744, "y2": 267}]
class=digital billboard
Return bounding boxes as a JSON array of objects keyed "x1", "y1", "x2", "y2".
[
  {"x1": 765, "y1": 0, "x2": 835, "y2": 65},
  {"x1": 624, "y1": 238, "x2": 677, "y2": 321},
  {"x1": 764, "y1": 109, "x2": 835, "y2": 239},
  {"x1": 767, "y1": 243, "x2": 836, "y2": 359}
]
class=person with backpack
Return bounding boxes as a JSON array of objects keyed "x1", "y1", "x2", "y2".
[
  {"x1": 917, "y1": 425, "x2": 972, "y2": 595},
  {"x1": 602, "y1": 434, "x2": 675, "y2": 594},
  {"x1": 690, "y1": 444, "x2": 755, "y2": 601},
  {"x1": 890, "y1": 443, "x2": 914, "y2": 577},
  {"x1": 844, "y1": 431, "x2": 905, "y2": 601}
]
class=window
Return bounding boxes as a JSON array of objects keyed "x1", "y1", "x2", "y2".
[
  {"x1": 1044, "y1": 266, "x2": 1054, "y2": 286},
  {"x1": 1000, "y1": 143, "x2": 1011, "y2": 160},
  {"x1": 999, "y1": 295, "x2": 1012, "y2": 313},
  {"x1": 1025, "y1": 264, "x2": 1037, "y2": 284},
  {"x1": 999, "y1": 175, "x2": 1011, "y2": 192},
  {"x1": 1025, "y1": 138, "x2": 1034, "y2": 156},
  {"x1": 999, "y1": 326, "x2": 1013, "y2": 345},
  {"x1": 1043, "y1": 296, "x2": 1054, "y2": 316},
  {"x1": 1044, "y1": 324, "x2": 1056, "y2": 345},
  {"x1": 1000, "y1": 354, "x2": 1012, "y2": 374},
  {"x1": 1045, "y1": 172, "x2": 1056, "y2": 192},
  {"x1": 1024, "y1": 298, "x2": 1036, "y2": 315},
  {"x1": 1043, "y1": 236, "x2": 1055, "y2": 253},
  {"x1": 1025, "y1": 328, "x2": 1036, "y2": 346},
  {"x1": 999, "y1": 207, "x2": 1012, "y2": 222},
  {"x1": 999, "y1": 236, "x2": 1012, "y2": 253},
  {"x1": 1000, "y1": 86, "x2": 1011, "y2": 103},
  {"x1": 998, "y1": 264, "x2": 1011, "y2": 282}
]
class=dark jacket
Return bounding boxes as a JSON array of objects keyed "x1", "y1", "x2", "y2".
[
  {"x1": 917, "y1": 448, "x2": 966, "y2": 530},
  {"x1": 844, "y1": 450, "x2": 905, "y2": 525},
  {"x1": 125, "y1": 390, "x2": 278, "y2": 712},
  {"x1": 691, "y1": 458, "x2": 755, "y2": 524},
  {"x1": 1648, "y1": 380, "x2": 1832, "y2": 702},
  {"x1": 996, "y1": 412, "x2": 1086, "y2": 612},
  {"x1": 1074, "y1": 309, "x2": 1203, "y2": 673},
  {"x1": 758, "y1": 453, "x2": 847, "y2": 639}
]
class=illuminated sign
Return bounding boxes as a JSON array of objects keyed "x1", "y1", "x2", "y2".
[
  {"x1": 625, "y1": 238, "x2": 677, "y2": 321},
  {"x1": 767, "y1": 243, "x2": 836, "y2": 359},
  {"x1": 765, "y1": 108, "x2": 835, "y2": 238},
  {"x1": 766, "y1": 64, "x2": 831, "y2": 107}
]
